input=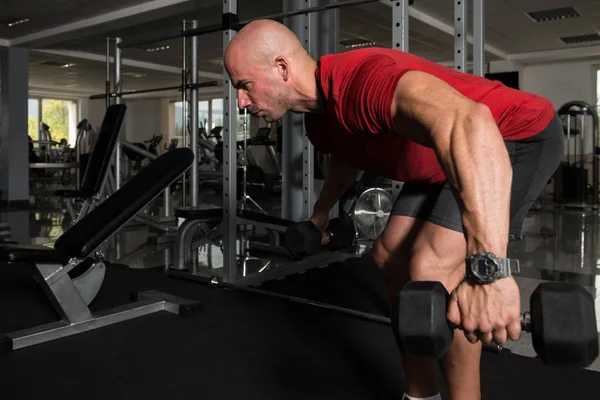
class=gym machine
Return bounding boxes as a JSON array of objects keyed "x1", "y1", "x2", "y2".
[{"x1": 554, "y1": 101, "x2": 600, "y2": 209}]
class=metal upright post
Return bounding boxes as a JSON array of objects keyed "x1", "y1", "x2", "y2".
[
  {"x1": 391, "y1": 0, "x2": 410, "y2": 199},
  {"x1": 181, "y1": 21, "x2": 188, "y2": 207},
  {"x1": 223, "y1": 0, "x2": 239, "y2": 283},
  {"x1": 303, "y1": 0, "x2": 317, "y2": 220},
  {"x1": 105, "y1": 38, "x2": 111, "y2": 108},
  {"x1": 113, "y1": 37, "x2": 123, "y2": 191},
  {"x1": 454, "y1": 0, "x2": 467, "y2": 73},
  {"x1": 307, "y1": 0, "x2": 339, "y2": 217},
  {"x1": 473, "y1": 0, "x2": 485, "y2": 77},
  {"x1": 189, "y1": 20, "x2": 199, "y2": 207},
  {"x1": 282, "y1": 0, "x2": 308, "y2": 222}
]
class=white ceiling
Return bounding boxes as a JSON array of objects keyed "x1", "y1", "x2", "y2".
[{"x1": 2, "y1": 0, "x2": 600, "y2": 95}]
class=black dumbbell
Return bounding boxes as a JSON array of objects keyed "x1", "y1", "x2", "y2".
[
  {"x1": 392, "y1": 281, "x2": 599, "y2": 368},
  {"x1": 283, "y1": 213, "x2": 355, "y2": 257}
]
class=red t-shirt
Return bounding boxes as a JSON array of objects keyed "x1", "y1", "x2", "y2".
[{"x1": 305, "y1": 48, "x2": 555, "y2": 184}]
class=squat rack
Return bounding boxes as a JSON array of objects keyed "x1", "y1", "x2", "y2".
[{"x1": 100, "y1": 0, "x2": 487, "y2": 285}]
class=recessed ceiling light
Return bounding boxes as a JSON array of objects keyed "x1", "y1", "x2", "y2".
[
  {"x1": 7, "y1": 18, "x2": 30, "y2": 27},
  {"x1": 146, "y1": 45, "x2": 170, "y2": 52},
  {"x1": 123, "y1": 72, "x2": 148, "y2": 78},
  {"x1": 339, "y1": 38, "x2": 376, "y2": 49},
  {"x1": 61, "y1": 63, "x2": 76, "y2": 68}
]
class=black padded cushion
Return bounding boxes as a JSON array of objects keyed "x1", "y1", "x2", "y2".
[
  {"x1": 55, "y1": 148, "x2": 194, "y2": 258},
  {"x1": 55, "y1": 189, "x2": 95, "y2": 199},
  {"x1": 0, "y1": 244, "x2": 68, "y2": 264},
  {"x1": 79, "y1": 104, "x2": 127, "y2": 195},
  {"x1": 237, "y1": 209, "x2": 295, "y2": 227},
  {"x1": 175, "y1": 205, "x2": 223, "y2": 220}
]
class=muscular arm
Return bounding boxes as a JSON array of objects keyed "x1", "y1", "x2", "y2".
[
  {"x1": 313, "y1": 155, "x2": 358, "y2": 216},
  {"x1": 391, "y1": 71, "x2": 512, "y2": 257}
]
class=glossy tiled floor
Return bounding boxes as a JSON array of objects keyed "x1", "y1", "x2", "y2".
[{"x1": 5, "y1": 190, "x2": 600, "y2": 371}]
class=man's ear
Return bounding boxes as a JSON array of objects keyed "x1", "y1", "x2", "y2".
[{"x1": 275, "y1": 56, "x2": 290, "y2": 81}]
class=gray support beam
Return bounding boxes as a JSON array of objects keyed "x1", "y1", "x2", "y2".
[
  {"x1": 393, "y1": 0, "x2": 409, "y2": 51},
  {"x1": 0, "y1": 46, "x2": 29, "y2": 206},
  {"x1": 327, "y1": 1, "x2": 339, "y2": 55},
  {"x1": 105, "y1": 38, "x2": 111, "y2": 108},
  {"x1": 473, "y1": 0, "x2": 485, "y2": 77},
  {"x1": 189, "y1": 20, "x2": 199, "y2": 207},
  {"x1": 113, "y1": 37, "x2": 123, "y2": 190},
  {"x1": 303, "y1": 0, "x2": 318, "y2": 219},
  {"x1": 306, "y1": 0, "x2": 339, "y2": 218},
  {"x1": 454, "y1": 0, "x2": 467, "y2": 73},
  {"x1": 391, "y1": 0, "x2": 410, "y2": 199},
  {"x1": 282, "y1": 0, "x2": 308, "y2": 222},
  {"x1": 222, "y1": 0, "x2": 239, "y2": 283},
  {"x1": 181, "y1": 21, "x2": 188, "y2": 206}
]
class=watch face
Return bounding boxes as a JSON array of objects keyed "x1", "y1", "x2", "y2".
[{"x1": 472, "y1": 254, "x2": 499, "y2": 283}]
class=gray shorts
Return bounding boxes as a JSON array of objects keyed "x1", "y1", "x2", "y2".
[{"x1": 391, "y1": 114, "x2": 565, "y2": 237}]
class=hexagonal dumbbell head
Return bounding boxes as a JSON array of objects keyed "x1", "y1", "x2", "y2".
[
  {"x1": 283, "y1": 221, "x2": 323, "y2": 257},
  {"x1": 530, "y1": 282, "x2": 599, "y2": 368},
  {"x1": 392, "y1": 281, "x2": 454, "y2": 359},
  {"x1": 326, "y1": 213, "x2": 355, "y2": 251}
]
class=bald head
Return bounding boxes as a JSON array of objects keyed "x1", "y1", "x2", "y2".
[
  {"x1": 224, "y1": 20, "x2": 319, "y2": 123},
  {"x1": 225, "y1": 19, "x2": 307, "y2": 70}
]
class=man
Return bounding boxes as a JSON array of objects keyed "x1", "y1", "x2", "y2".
[{"x1": 224, "y1": 20, "x2": 563, "y2": 400}]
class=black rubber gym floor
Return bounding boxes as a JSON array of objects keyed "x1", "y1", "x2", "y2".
[{"x1": 1, "y1": 255, "x2": 599, "y2": 400}]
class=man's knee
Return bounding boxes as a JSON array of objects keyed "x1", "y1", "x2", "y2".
[
  {"x1": 408, "y1": 249, "x2": 465, "y2": 292},
  {"x1": 372, "y1": 238, "x2": 392, "y2": 269}
]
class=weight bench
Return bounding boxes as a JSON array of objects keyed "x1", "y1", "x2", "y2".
[
  {"x1": 0, "y1": 148, "x2": 199, "y2": 353},
  {"x1": 56, "y1": 104, "x2": 126, "y2": 224}
]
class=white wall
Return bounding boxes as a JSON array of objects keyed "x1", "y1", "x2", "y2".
[
  {"x1": 80, "y1": 98, "x2": 107, "y2": 131},
  {"x1": 521, "y1": 59, "x2": 599, "y2": 157},
  {"x1": 121, "y1": 98, "x2": 164, "y2": 143},
  {"x1": 521, "y1": 60, "x2": 598, "y2": 110}
]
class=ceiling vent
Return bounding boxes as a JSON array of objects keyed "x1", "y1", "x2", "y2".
[
  {"x1": 526, "y1": 7, "x2": 580, "y2": 22},
  {"x1": 559, "y1": 33, "x2": 600, "y2": 45}
]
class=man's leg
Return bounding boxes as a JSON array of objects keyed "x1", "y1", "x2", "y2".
[{"x1": 373, "y1": 215, "x2": 479, "y2": 400}]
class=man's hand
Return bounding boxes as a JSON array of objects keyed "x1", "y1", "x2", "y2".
[
  {"x1": 447, "y1": 277, "x2": 522, "y2": 345},
  {"x1": 309, "y1": 211, "x2": 330, "y2": 245}
]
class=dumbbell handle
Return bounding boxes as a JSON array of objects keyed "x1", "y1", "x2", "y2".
[
  {"x1": 451, "y1": 312, "x2": 533, "y2": 333},
  {"x1": 521, "y1": 311, "x2": 532, "y2": 333}
]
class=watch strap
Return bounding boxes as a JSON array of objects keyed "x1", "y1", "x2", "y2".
[{"x1": 498, "y1": 257, "x2": 520, "y2": 278}]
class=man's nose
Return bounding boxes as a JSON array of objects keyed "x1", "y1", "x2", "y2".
[{"x1": 237, "y1": 92, "x2": 251, "y2": 109}]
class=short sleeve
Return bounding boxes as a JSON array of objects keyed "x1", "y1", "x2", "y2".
[{"x1": 338, "y1": 54, "x2": 410, "y2": 136}]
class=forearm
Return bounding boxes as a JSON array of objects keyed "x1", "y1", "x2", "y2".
[
  {"x1": 436, "y1": 104, "x2": 512, "y2": 258},
  {"x1": 313, "y1": 155, "x2": 358, "y2": 215}
]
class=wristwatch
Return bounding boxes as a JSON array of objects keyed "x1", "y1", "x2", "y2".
[{"x1": 465, "y1": 252, "x2": 520, "y2": 284}]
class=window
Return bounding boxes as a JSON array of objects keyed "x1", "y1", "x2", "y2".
[
  {"x1": 41, "y1": 99, "x2": 78, "y2": 145},
  {"x1": 170, "y1": 98, "x2": 256, "y2": 141},
  {"x1": 174, "y1": 101, "x2": 185, "y2": 138},
  {"x1": 28, "y1": 97, "x2": 78, "y2": 145},
  {"x1": 211, "y1": 99, "x2": 252, "y2": 140},
  {"x1": 199, "y1": 101, "x2": 209, "y2": 130},
  {"x1": 172, "y1": 100, "x2": 211, "y2": 138},
  {"x1": 28, "y1": 99, "x2": 39, "y2": 140},
  {"x1": 211, "y1": 99, "x2": 223, "y2": 129}
]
